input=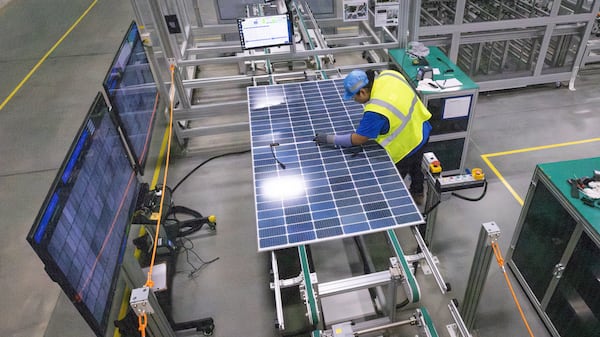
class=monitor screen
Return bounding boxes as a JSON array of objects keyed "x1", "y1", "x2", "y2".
[
  {"x1": 27, "y1": 93, "x2": 141, "y2": 337},
  {"x1": 237, "y1": 13, "x2": 294, "y2": 50},
  {"x1": 103, "y1": 21, "x2": 158, "y2": 175}
]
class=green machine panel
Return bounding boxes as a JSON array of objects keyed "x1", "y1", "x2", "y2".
[
  {"x1": 507, "y1": 157, "x2": 600, "y2": 337},
  {"x1": 389, "y1": 46, "x2": 479, "y2": 175}
]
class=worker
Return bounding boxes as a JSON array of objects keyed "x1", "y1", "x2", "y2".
[{"x1": 314, "y1": 69, "x2": 432, "y2": 204}]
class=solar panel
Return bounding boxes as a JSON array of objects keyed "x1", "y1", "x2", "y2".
[
  {"x1": 27, "y1": 93, "x2": 140, "y2": 336},
  {"x1": 248, "y1": 79, "x2": 424, "y2": 251}
]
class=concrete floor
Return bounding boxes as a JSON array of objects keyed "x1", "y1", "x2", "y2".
[{"x1": 1, "y1": 0, "x2": 600, "y2": 337}]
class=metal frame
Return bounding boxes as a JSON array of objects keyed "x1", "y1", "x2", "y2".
[
  {"x1": 130, "y1": 0, "x2": 600, "y2": 149},
  {"x1": 418, "y1": 0, "x2": 600, "y2": 92},
  {"x1": 448, "y1": 300, "x2": 473, "y2": 337},
  {"x1": 129, "y1": 0, "x2": 407, "y2": 149},
  {"x1": 569, "y1": 38, "x2": 600, "y2": 89},
  {"x1": 268, "y1": 224, "x2": 451, "y2": 335},
  {"x1": 506, "y1": 163, "x2": 600, "y2": 337},
  {"x1": 460, "y1": 222, "x2": 500, "y2": 330},
  {"x1": 270, "y1": 242, "x2": 414, "y2": 333}
]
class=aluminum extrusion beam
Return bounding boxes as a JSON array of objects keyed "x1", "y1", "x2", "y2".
[
  {"x1": 448, "y1": 300, "x2": 472, "y2": 337},
  {"x1": 460, "y1": 222, "x2": 500, "y2": 330},
  {"x1": 419, "y1": 13, "x2": 594, "y2": 36},
  {"x1": 387, "y1": 229, "x2": 421, "y2": 303},
  {"x1": 179, "y1": 122, "x2": 248, "y2": 137},
  {"x1": 317, "y1": 270, "x2": 393, "y2": 297},
  {"x1": 176, "y1": 43, "x2": 399, "y2": 67},
  {"x1": 411, "y1": 226, "x2": 449, "y2": 294},
  {"x1": 271, "y1": 251, "x2": 286, "y2": 330}
]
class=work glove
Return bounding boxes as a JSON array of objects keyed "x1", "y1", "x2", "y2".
[{"x1": 313, "y1": 133, "x2": 335, "y2": 146}]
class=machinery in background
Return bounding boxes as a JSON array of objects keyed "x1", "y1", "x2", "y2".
[
  {"x1": 128, "y1": 0, "x2": 412, "y2": 151},
  {"x1": 128, "y1": 0, "x2": 600, "y2": 154},
  {"x1": 419, "y1": 0, "x2": 600, "y2": 91}
]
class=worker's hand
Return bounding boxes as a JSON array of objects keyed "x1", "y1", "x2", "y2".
[{"x1": 313, "y1": 133, "x2": 334, "y2": 146}]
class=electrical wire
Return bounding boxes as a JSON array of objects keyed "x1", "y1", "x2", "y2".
[
  {"x1": 423, "y1": 199, "x2": 441, "y2": 216},
  {"x1": 170, "y1": 149, "x2": 250, "y2": 193},
  {"x1": 451, "y1": 180, "x2": 488, "y2": 201},
  {"x1": 166, "y1": 205, "x2": 215, "y2": 237},
  {"x1": 270, "y1": 143, "x2": 286, "y2": 169},
  {"x1": 177, "y1": 236, "x2": 220, "y2": 279}
]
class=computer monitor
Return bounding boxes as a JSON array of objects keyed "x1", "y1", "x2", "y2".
[
  {"x1": 27, "y1": 93, "x2": 141, "y2": 337},
  {"x1": 237, "y1": 13, "x2": 294, "y2": 50},
  {"x1": 103, "y1": 21, "x2": 158, "y2": 175}
]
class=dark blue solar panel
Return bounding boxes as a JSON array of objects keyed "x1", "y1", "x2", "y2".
[{"x1": 248, "y1": 79, "x2": 423, "y2": 251}]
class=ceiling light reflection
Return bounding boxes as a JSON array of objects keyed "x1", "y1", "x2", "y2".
[{"x1": 261, "y1": 176, "x2": 305, "y2": 200}]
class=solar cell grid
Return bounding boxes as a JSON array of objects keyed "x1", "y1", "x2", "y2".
[{"x1": 249, "y1": 79, "x2": 423, "y2": 251}]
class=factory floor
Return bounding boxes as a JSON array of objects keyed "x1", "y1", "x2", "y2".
[{"x1": 1, "y1": 1, "x2": 599, "y2": 337}]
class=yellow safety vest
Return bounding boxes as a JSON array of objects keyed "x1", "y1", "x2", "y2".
[{"x1": 364, "y1": 70, "x2": 432, "y2": 163}]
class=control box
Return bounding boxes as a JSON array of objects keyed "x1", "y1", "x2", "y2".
[
  {"x1": 422, "y1": 152, "x2": 442, "y2": 174},
  {"x1": 436, "y1": 174, "x2": 485, "y2": 193}
]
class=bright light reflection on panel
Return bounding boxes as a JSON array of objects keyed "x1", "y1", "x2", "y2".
[
  {"x1": 261, "y1": 176, "x2": 305, "y2": 200},
  {"x1": 250, "y1": 92, "x2": 286, "y2": 110}
]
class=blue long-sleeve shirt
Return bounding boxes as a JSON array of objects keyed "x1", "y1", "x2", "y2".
[{"x1": 356, "y1": 111, "x2": 431, "y2": 157}]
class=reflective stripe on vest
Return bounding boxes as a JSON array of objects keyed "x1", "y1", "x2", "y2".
[
  {"x1": 364, "y1": 70, "x2": 431, "y2": 162},
  {"x1": 376, "y1": 94, "x2": 418, "y2": 147},
  {"x1": 377, "y1": 70, "x2": 409, "y2": 86},
  {"x1": 367, "y1": 72, "x2": 419, "y2": 148}
]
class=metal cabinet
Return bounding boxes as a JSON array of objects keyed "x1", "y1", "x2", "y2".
[
  {"x1": 507, "y1": 157, "x2": 600, "y2": 337},
  {"x1": 389, "y1": 46, "x2": 479, "y2": 175}
]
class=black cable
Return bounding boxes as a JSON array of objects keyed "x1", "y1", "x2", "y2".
[
  {"x1": 451, "y1": 180, "x2": 488, "y2": 202},
  {"x1": 422, "y1": 198, "x2": 441, "y2": 216},
  {"x1": 176, "y1": 236, "x2": 219, "y2": 279},
  {"x1": 171, "y1": 149, "x2": 251, "y2": 193},
  {"x1": 167, "y1": 205, "x2": 215, "y2": 237},
  {"x1": 270, "y1": 143, "x2": 286, "y2": 169}
]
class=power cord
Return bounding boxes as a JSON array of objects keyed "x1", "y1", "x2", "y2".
[
  {"x1": 451, "y1": 180, "x2": 488, "y2": 201},
  {"x1": 166, "y1": 205, "x2": 216, "y2": 237},
  {"x1": 171, "y1": 149, "x2": 251, "y2": 193},
  {"x1": 422, "y1": 199, "x2": 441, "y2": 216}
]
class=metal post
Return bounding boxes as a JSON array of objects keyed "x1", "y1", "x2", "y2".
[
  {"x1": 146, "y1": 0, "x2": 190, "y2": 109},
  {"x1": 271, "y1": 251, "x2": 286, "y2": 330},
  {"x1": 448, "y1": 299, "x2": 473, "y2": 337},
  {"x1": 411, "y1": 226, "x2": 449, "y2": 294},
  {"x1": 423, "y1": 172, "x2": 440, "y2": 247},
  {"x1": 407, "y1": 0, "x2": 421, "y2": 45},
  {"x1": 460, "y1": 221, "x2": 501, "y2": 330},
  {"x1": 387, "y1": 257, "x2": 402, "y2": 322},
  {"x1": 397, "y1": 0, "x2": 410, "y2": 48}
]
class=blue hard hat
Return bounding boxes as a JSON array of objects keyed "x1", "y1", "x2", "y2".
[{"x1": 343, "y1": 70, "x2": 369, "y2": 100}]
